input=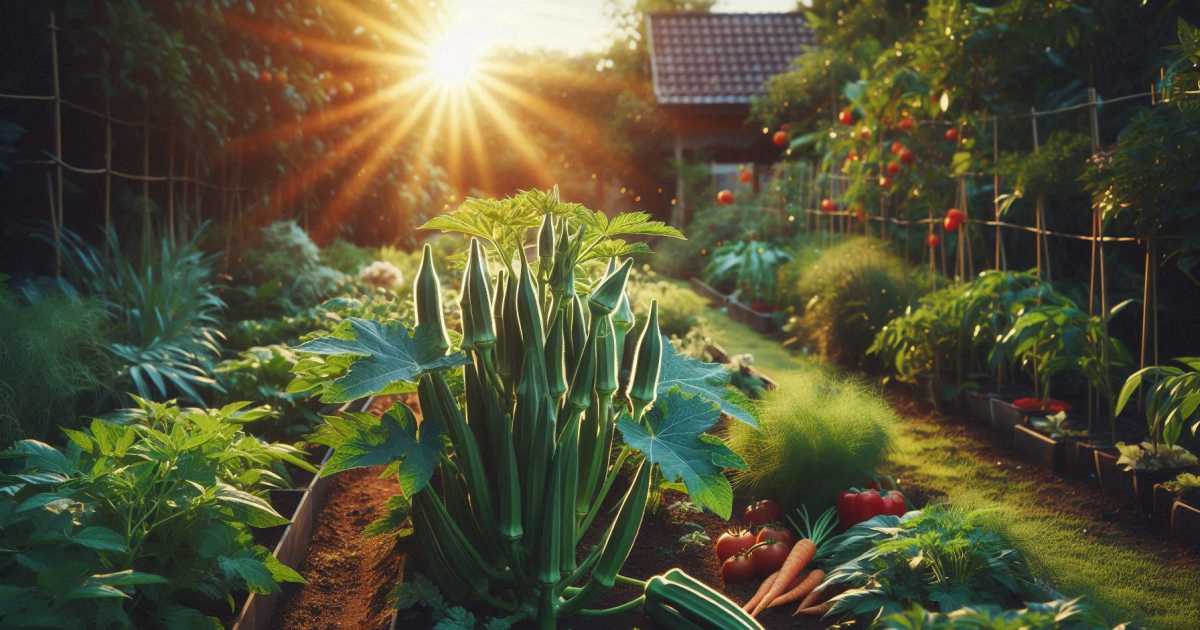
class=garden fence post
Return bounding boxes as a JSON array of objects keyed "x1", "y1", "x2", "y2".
[
  {"x1": 49, "y1": 12, "x2": 64, "y2": 276},
  {"x1": 168, "y1": 132, "x2": 176, "y2": 246},
  {"x1": 1030, "y1": 108, "x2": 1047, "y2": 281},
  {"x1": 142, "y1": 111, "x2": 151, "y2": 226},
  {"x1": 992, "y1": 116, "x2": 1003, "y2": 271},
  {"x1": 1086, "y1": 87, "x2": 1102, "y2": 423},
  {"x1": 104, "y1": 97, "x2": 113, "y2": 233}
]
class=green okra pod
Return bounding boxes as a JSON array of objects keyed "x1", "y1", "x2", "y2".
[
  {"x1": 414, "y1": 244, "x2": 449, "y2": 356},
  {"x1": 627, "y1": 300, "x2": 663, "y2": 418}
]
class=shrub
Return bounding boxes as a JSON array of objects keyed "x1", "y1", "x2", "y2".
[
  {"x1": 0, "y1": 286, "x2": 114, "y2": 446},
  {"x1": 725, "y1": 367, "x2": 894, "y2": 512},
  {"x1": 248, "y1": 221, "x2": 346, "y2": 312},
  {"x1": 58, "y1": 228, "x2": 226, "y2": 404},
  {"x1": 702, "y1": 240, "x2": 793, "y2": 305},
  {"x1": 626, "y1": 271, "x2": 710, "y2": 339},
  {"x1": 321, "y1": 237, "x2": 376, "y2": 273},
  {"x1": 650, "y1": 200, "x2": 793, "y2": 279},
  {"x1": 781, "y1": 237, "x2": 928, "y2": 365}
]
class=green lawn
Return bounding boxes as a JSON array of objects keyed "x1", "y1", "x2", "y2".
[{"x1": 697, "y1": 303, "x2": 1200, "y2": 630}]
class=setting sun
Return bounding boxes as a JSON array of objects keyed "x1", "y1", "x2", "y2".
[{"x1": 421, "y1": 17, "x2": 492, "y2": 89}]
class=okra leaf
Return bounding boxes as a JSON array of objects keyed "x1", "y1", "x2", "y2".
[
  {"x1": 295, "y1": 318, "x2": 469, "y2": 402},
  {"x1": 657, "y1": 338, "x2": 757, "y2": 427},
  {"x1": 618, "y1": 390, "x2": 746, "y2": 519},
  {"x1": 315, "y1": 404, "x2": 444, "y2": 497}
]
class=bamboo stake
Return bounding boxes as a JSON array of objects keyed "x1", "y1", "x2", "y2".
[
  {"x1": 104, "y1": 97, "x2": 113, "y2": 233},
  {"x1": 993, "y1": 117, "x2": 1002, "y2": 271},
  {"x1": 167, "y1": 132, "x2": 175, "y2": 246},
  {"x1": 49, "y1": 12, "x2": 63, "y2": 276}
]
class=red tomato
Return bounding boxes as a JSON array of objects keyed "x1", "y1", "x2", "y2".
[
  {"x1": 944, "y1": 208, "x2": 965, "y2": 231},
  {"x1": 738, "y1": 169, "x2": 753, "y2": 184},
  {"x1": 1046, "y1": 399, "x2": 1072, "y2": 413},
  {"x1": 721, "y1": 553, "x2": 757, "y2": 584},
  {"x1": 945, "y1": 127, "x2": 960, "y2": 142},
  {"x1": 927, "y1": 233, "x2": 941, "y2": 248},
  {"x1": 820, "y1": 198, "x2": 837, "y2": 213},
  {"x1": 715, "y1": 529, "x2": 756, "y2": 562},
  {"x1": 750, "y1": 540, "x2": 791, "y2": 576},
  {"x1": 898, "y1": 116, "x2": 915, "y2": 131},
  {"x1": 259, "y1": 71, "x2": 273, "y2": 85},
  {"x1": 891, "y1": 141, "x2": 904, "y2": 155},
  {"x1": 886, "y1": 161, "x2": 901, "y2": 176},
  {"x1": 849, "y1": 150, "x2": 859, "y2": 162},
  {"x1": 716, "y1": 189, "x2": 734, "y2": 205},
  {"x1": 755, "y1": 525, "x2": 796, "y2": 549},
  {"x1": 772, "y1": 130, "x2": 789, "y2": 146},
  {"x1": 836, "y1": 490, "x2": 858, "y2": 528},
  {"x1": 899, "y1": 148, "x2": 915, "y2": 164},
  {"x1": 744, "y1": 499, "x2": 782, "y2": 526},
  {"x1": 838, "y1": 109, "x2": 855, "y2": 126},
  {"x1": 884, "y1": 490, "x2": 907, "y2": 516},
  {"x1": 858, "y1": 489, "x2": 885, "y2": 520},
  {"x1": 879, "y1": 176, "x2": 893, "y2": 189}
]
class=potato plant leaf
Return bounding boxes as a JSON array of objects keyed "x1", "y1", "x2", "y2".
[
  {"x1": 294, "y1": 319, "x2": 469, "y2": 402},
  {"x1": 617, "y1": 390, "x2": 746, "y2": 518},
  {"x1": 314, "y1": 404, "x2": 444, "y2": 497},
  {"x1": 657, "y1": 337, "x2": 757, "y2": 427}
]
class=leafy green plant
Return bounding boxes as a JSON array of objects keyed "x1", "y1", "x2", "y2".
[
  {"x1": 1162, "y1": 472, "x2": 1200, "y2": 502},
  {"x1": 216, "y1": 344, "x2": 323, "y2": 441},
  {"x1": 321, "y1": 238, "x2": 376, "y2": 274},
  {"x1": 1114, "y1": 441, "x2": 1198, "y2": 472},
  {"x1": 992, "y1": 300, "x2": 1133, "y2": 435},
  {"x1": 1115, "y1": 357, "x2": 1200, "y2": 452},
  {"x1": 0, "y1": 398, "x2": 312, "y2": 627},
  {"x1": 819, "y1": 508, "x2": 1049, "y2": 622},
  {"x1": 290, "y1": 190, "x2": 755, "y2": 628},
  {"x1": 880, "y1": 598, "x2": 1104, "y2": 630},
  {"x1": 725, "y1": 367, "x2": 894, "y2": 513},
  {"x1": 1028, "y1": 412, "x2": 1088, "y2": 440},
  {"x1": 0, "y1": 286, "x2": 114, "y2": 446},
  {"x1": 626, "y1": 271, "x2": 710, "y2": 339},
  {"x1": 246, "y1": 221, "x2": 348, "y2": 314},
  {"x1": 56, "y1": 227, "x2": 225, "y2": 403},
  {"x1": 785, "y1": 237, "x2": 927, "y2": 365},
  {"x1": 703, "y1": 240, "x2": 792, "y2": 305}
]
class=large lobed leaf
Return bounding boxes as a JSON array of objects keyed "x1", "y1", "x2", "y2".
[
  {"x1": 617, "y1": 390, "x2": 746, "y2": 518},
  {"x1": 294, "y1": 319, "x2": 468, "y2": 402},
  {"x1": 313, "y1": 404, "x2": 444, "y2": 497},
  {"x1": 657, "y1": 337, "x2": 758, "y2": 427}
]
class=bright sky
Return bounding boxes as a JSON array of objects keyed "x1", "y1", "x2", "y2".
[{"x1": 439, "y1": 0, "x2": 806, "y2": 55}]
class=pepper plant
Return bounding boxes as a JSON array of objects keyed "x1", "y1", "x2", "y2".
[{"x1": 292, "y1": 190, "x2": 761, "y2": 628}]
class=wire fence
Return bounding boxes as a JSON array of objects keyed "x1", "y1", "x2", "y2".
[
  {"x1": 776, "y1": 81, "x2": 1191, "y2": 419},
  {"x1": 0, "y1": 14, "x2": 249, "y2": 273}
]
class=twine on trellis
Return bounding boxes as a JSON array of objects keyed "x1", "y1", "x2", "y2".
[{"x1": 0, "y1": 13, "x2": 250, "y2": 271}]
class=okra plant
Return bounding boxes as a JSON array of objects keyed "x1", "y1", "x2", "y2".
[{"x1": 292, "y1": 190, "x2": 761, "y2": 629}]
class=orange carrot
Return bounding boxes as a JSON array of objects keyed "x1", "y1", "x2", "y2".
[
  {"x1": 751, "y1": 539, "x2": 816, "y2": 617},
  {"x1": 763, "y1": 569, "x2": 824, "y2": 610},
  {"x1": 741, "y1": 570, "x2": 779, "y2": 612},
  {"x1": 794, "y1": 601, "x2": 833, "y2": 616},
  {"x1": 795, "y1": 576, "x2": 826, "y2": 611}
]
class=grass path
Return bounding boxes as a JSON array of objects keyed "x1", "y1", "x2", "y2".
[{"x1": 697, "y1": 305, "x2": 1200, "y2": 630}]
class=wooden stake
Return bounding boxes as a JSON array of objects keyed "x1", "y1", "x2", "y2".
[
  {"x1": 104, "y1": 97, "x2": 113, "y2": 233},
  {"x1": 49, "y1": 12, "x2": 64, "y2": 276}
]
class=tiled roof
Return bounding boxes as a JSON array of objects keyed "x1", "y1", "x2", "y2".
[{"x1": 647, "y1": 12, "x2": 815, "y2": 105}]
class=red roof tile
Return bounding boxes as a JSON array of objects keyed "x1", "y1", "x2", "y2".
[{"x1": 647, "y1": 12, "x2": 815, "y2": 105}]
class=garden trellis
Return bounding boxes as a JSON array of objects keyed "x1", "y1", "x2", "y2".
[
  {"x1": 0, "y1": 13, "x2": 249, "y2": 273},
  {"x1": 782, "y1": 82, "x2": 1186, "y2": 422}
]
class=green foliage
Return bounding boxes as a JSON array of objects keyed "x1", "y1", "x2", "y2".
[
  {"x1": 650, "y1": 201, "x2": 793, "y2": 280},
  {"x1": 1114, "y1": 441, "x2": 1198, "y2": 472},
  {"x1": 216, "y1": 344, "x2": 322, "y2": 441},
  {"x1": 0, "y1": 287, "x2": 114, "y2": 446},
  {"x1": 820, "y1": 507, "x2": 1048, "y2": 622},
  {"x1": 702, "y1": 241, "x2": 793, "y2": 304},
  {"x1": 321, "y1": 238, "x2": 377, "y2": 274},
  {"x1": 782, "y1": 237, "x2": 927, "y2": 365},
  {"x1": 998, "y1": 131, "x2": 1092, "y2": 202},
  {"x1": 752, "y1": 48, "x2": 859, "y2": 136},
  {"x1": 1162, "y1": 472, "x2": 1200, "y2": 502},
  {"x1": 0, "y1": 399, "x2": 311, "y2": 627},
  {"x1": 246, "y1": 221, "x2": 348, "y2": 314},
  {"x1": 880, "y1": 598, "x2": 1105, "y2": 630},
  {"x1": 291, "y1": 194, "x2": 745, "y2": 627},
  {"x1": 57, "y1": 228, "x2": 225, "y2": 404},
  {"x1": 1115, "y1": 357, "x2": 1200, "y2": 450},
  {"x1": 625, "y1": 273, "x2": 710, "y2": 339},
  {"x1": 870, "y1": 271, "x2": 1070, "y2": 394},
  {"x1": 725, "y1": 368, "x2": 894, "y2": 512}
]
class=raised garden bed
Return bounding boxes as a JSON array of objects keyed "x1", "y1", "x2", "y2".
[
  {"x1": 1171, "y1": 498, "x2": 1200, "y2": 547},
  {"x1": 1012, "y1": 424, "x2": 1065, "y2": 473},
  {"x1": 988, "y1": 398, "x2": 1030, "y2": 445}
]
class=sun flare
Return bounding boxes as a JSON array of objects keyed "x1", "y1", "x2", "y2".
[{"x1": 421, "y1": 17, "x2": 492, "y2": 90}]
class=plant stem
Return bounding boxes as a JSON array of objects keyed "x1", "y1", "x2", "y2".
[
  {"x1": 578, "y1": 595, "x2": 646, "y2": 617},
  {"x1": 577, "y1": 446, "x2": 631, "y2": 540},
  {"x1": 614, "y1": 574, "x2": 647, "y2": 589}
]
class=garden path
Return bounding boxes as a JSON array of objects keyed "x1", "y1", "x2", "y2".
[{"x1": 698, "y1": 301, "x2": 1200, "y2": 630}]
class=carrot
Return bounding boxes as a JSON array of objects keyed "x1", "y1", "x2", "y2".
[
  {"x1": 794, "y1": 601, "x2": 832, "y2": 616},
  {"x1": 741, "y1": 570, "x2": 779, "y2": 612},
  {"x1": 762, "y1": 569, "x2": 824, "y2": 610},
  {"x1": 795, "y1": 574, "x2": 826, "y2": 611},
  {"x1": 751, "y1": 538, "x2": 816, "y2": 617}
]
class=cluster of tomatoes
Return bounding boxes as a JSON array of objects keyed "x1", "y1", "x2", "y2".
[
  {"x1": 836, "y1": 487, "x2": 907, "y2": 529},
  {"x1": 715, "y1": 499, "x2": 794, "y2": 583},
  {"x1": 926, "y1": 208, "x2": 967, "y2": 248}
]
